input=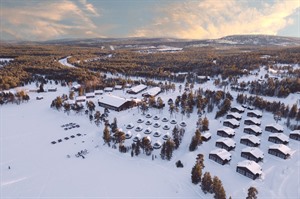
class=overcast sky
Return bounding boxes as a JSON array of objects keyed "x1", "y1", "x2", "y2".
[{"x1": 1, "y1": 0, "x2": 299, "y2": 41}]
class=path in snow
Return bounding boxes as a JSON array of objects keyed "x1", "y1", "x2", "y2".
[{"x1": 58, "y1": 56, "x2": 76, "y2": 68}]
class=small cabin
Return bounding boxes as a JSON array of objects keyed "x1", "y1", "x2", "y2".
[
  {"x1": 265, "y1": 123, "x2": 284, "y2": 133},
  {"x1": 268, "y1": 133, "x2": 289, "y2": 145},
  {"x1": 215, "y1": 138, "x2": 236, "y2": 151},
  {"x1": 127, "y1": 84, "x2": 147, "y2": 94},
  {"x1": 230, "y1": 105, "x2": 245, "y2": 113},
  {"x1": 95, "y1": 90, "x2": 104, "y2": 95},
  {"x1": 268, "y1": 144, "x2": 291, "y2": 159},
  {"x1": 104, "y1": 87, "x2": 114, "y2": 92},
  {"x1": 244, "y1": 117, "x2": 261, "y2": 126},
  {"x1": 201, "y1": 132, "x2": 212, "y2": 142},
  {"x1": 36, "y1": 95, "x2": 43, "y2": 100},
  {"x1": 236, "y1": 160, "x2": 262, "y2": 180},
  {"x1": 75, "y1": 96, "x2": 86, "y2": 103},
  {"x1": 241, "y1": 147, "x2": 264, "y2": 163},
  {"x1": 48, "y1": 87, "x2": 57, "y2": 92},
  {"x1": 289, "y1": 130, "x2": 300, "y2": 141},
  {"x1": 114, "y1": 85, "x2": 123, "y2": 90},
  {"x1": 240, "y1": 135, "x2": 260, "y2": 147},
  {"x1": 217, "y1": 127, "x2": 235, "y2": 138},
  {"x1": 226, "y1": 112, "x2": 242, "y2": 121},
  {"x1": 243, "y1": 125, "x2": 262, "y2": 136},
  {"x1": 247, "y1": 110, "x2": 262, "y2": 118},
  {"x1": 209, "y1": 149, "x2": 231, "y2": 165},
  {"x1": 223, "y1": 119, "x2": 240, "y2": 129},
  {"x1": 85, "y1": 92, "x2": 95, "y2": 99}
]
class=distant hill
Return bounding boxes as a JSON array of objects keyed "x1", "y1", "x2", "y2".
[{"x1": 1, "y1": 35, "x2": 299, "y2": 48}]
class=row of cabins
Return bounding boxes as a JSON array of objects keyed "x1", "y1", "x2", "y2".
[{"x1": 210, "y1": 144, "x2": 292, "y2": 180}]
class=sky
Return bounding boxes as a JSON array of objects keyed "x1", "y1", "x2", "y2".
[{"x1": 0, "y1": 0, "x2": 299, "y2": 41}]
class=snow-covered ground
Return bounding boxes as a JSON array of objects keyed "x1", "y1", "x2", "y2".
[
  {"x1": 0, "y1": 58, "x2": 14, "y2": 68},
  {"x1": 1, "y1": 77, "x2": 299, "y2": 198},
  {"x1": 58, "y1": 56, "x2": 76, "y2": 68}
]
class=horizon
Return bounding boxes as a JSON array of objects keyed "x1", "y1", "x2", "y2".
[{"x1": 1, "y1": 0, "x2": 300, "y2": 41}]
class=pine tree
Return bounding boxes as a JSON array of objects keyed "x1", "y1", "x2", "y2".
[
  {"x1": 191, "y1": 163, "x2": 202, "y2": 184},
  {"x1": 172, "y1": 126, "x2": 181, "y2": 149},
  {"x1": 165, "y1": 139, "x2": 175, "y2": 160},
  {"x1": 196, "y1": 154, "x2": 205, "y2": 169},
  {"x1": 103, "y1": 125, "x2": 111, "y2": 146},
  {"x1": 289, "y1": 104, "x2": 298, "y2": 119},
  {"x1": 296, "y1": 108, "x2": 300, "y2": 124},
  {"x1": 201, "y1": 172, "x2": 213, "y2": 193},
  {"x1": 160, "y1": 142, "x2": 166, "y2": 160},
  {"x1": 212, "y1": 176, "x2": 226, "y2": 199},
  {"x1": 135, "y1": 140, "x2": 141, "y2": 156},
  {"x1": 246, "y1": 187, "x2": 258, "y2": 199},
  {"x1": 189, "y1": 137, "x2": 198, "y2": 151},
  {"x1": 202, "y1": 116, "x2": 209, "y2": 131},
  {"x1": 94, "y1": 111, "x2": 101, "y2": 126}
]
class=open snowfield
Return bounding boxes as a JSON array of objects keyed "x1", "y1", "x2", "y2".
[{"x1": 1, "y1": 73, "x2": 300, "y2": 198}]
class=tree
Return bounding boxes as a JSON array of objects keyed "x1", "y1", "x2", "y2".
[
  {"x1": 296, "y1": 108, "x2": 300, "y2": 124},
  {"x1": 113, "y1": 130, "x2": 126, "y2": 144},
  {"x1": 140, "y1": 101, "x2": 148, "y2": 115},
  {"x1": 160, "y1": 142, "x2": 166, "y2": 160},
  {"x1": 63, "y1": 102, "x2": 71, "y2": 115},
  {"x1": 289, "y1": 104, "x2": 298, "y2": 119},
  {"x1": 172, "y1": 126, "x2": 181, "y2": 149},
  {"x1": 111, "y1": 117, "x2": 118, "y2": 133},
  {"x1": 135, "y1": 140, "x2": 141, "y2": 156},
  {"x1": 165, "y1": 139, "x2": 175, "y2": 160},
  {"x1": 86, "y1": 101, "x2": 95, "y2": 114},
  {"x1": 212, "y1": 176, "x2": 226, "y2": 199},
  {"x1": 94, "y1": 111, "x2": 101, "y2": 126},
  {"x1": 189, "y1": 130, "x2": 202, "y2": 151},
  {"x1": 201, "y1": 172, "x2": 213, "y2": 193},
  {"x1": 103, "y1": 125, "x2": 111, "y2": 146},
  {"x1": 202, "y1": 116, "x2": 209, "y2": 131},
  {"x1": 191, "y1": 163, "x2": 202, "y2": 184},
  {"x1": 169, "y1": 103, "x2": 175, "y2": 118},
  {"x1": 246, "y1": 187, "x2": 258, "y2": 199}
]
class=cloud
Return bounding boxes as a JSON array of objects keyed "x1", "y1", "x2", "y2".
[
  {"x1": 79, "y1": 0, "x2": 100, "y2": 16},
  {"x1": 131, "y1": 0, "x2": 300, "y2": 39},
  {"x1": 0, "y1": 0, "x2": 102, "y2": 40}
]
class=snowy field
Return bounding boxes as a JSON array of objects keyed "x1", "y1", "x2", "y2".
[{"x1": 1, "y1": 77, "x2": 299, "y2": 199}]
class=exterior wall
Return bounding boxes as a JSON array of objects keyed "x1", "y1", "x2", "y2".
[
  {"x1": 244, "y1": 128, "x2": 261, "y2": 136},
  {"x1": 268, "y1": 149, "x2": 288, "y2": 159},
  {"x1": 241, "y1": 152, "x2": 262, "y2": 162},
  {"x1": 265, "y1": 126, "x2": 283, "y2": 133},
  {"x1": 226, "y1": 115, "x2": 241, "y2": 120},
  {"x1": 216, "y1": 142, "x2": 234, "y2": 151},
  {"x1": 230, "y1": 108, "x2": 244, "y2": 113},
  {"x1": 209, "y1": 154, "x2": 228, "y2": 165},
  {"x1": 289, "y1": 134, "x2": 300, "y2": 141},
  {"x1": 268, "y1": 137, "x2": 288, "y2": 145},
  {"x1": 240, "y1": 139, "x2": 258, "y2": 147},
  {"x1": 247, "y1": 112, "x2": 262, "y2": 118},
  {"x1": 244, "y1": 120, "x2": 260, "y2": 126},
  {"x1": 223, "y1": 122, "x2": 239, "y2": 129},
  {"x1": 217, "y1": 131, "x2": 233, "y2": 138},
  {"x1": 236, "y1": 167, "x2": 258, "y2": 180}
]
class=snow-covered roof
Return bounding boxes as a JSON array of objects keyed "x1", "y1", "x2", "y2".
[
  {"x1": 248, "y1": 110, "x2": 262, "y2": 117},
  {"x1": 244, "y1": 125, "x2": 262, "y2": 133},
  {"x1": 237, "y1": 160, "x2": 262, "y2": 175},
  {"x1": 227, "y1": 112, "x2": 242, "y2": 119},
  {"x1": 95, "y1": 90, "x2": 104, "y2": 94},
  {"x1": 245, "y1": 117, "x2": 261, "y2": 125},
  {"x1": 217, "y1": 127, "x2": 235, "y2": 136},
  {"x1": 65, "y1": 99, "x2": 75, "y2": 104},
  {"x1": 232, "y1": 105, "x2": 245, "y2": 112},
  {"x1": 129, "y1": 84, "x2": 147, "y2": 93},
  {"x1": 266, "y1": 123, "x2": 284, "y2": 132},
  {"x1": 86, "y1": 92, "x2": 95, "y2": 97},
  {"x1": 241, "y1": 135, "x2": 260, "y2": 144},
  {"x1": 115, "y1": 85, "x2": 123, "y2": 89},
  {"x1": 104, "y1": 87, "x2": 114, "y2": 91},
  {"x1": 202, "y1": 132, "x2": 212, "y2": 139},
  {"x1": 210, "y1": 149, "x2": 231, "y2": 161},
  {"x1": 224, "y1": 119, "x2": 240, "y2": 126},
  {"x1": 269, "y1": 144, "x2": 291, "y2": 155},
  {"x1": 72, "y1": 84, "x2": 81, "y2": 89},
  {"x1": 143, "y1": 87, "x2": 161, "y2": 97},
  {"x1": 98, "y1": 94, "x2": 129, "y2": 108},
  {"x1": 242, "y1": 147, "x2": 264, "y2": 159},
  {"x1": 290, "y1": 130, "x2": 300, "y2": 135},
  {"x1": 269, "y1": 133, "x2": 289, "y2": 142},
  {"x1": 216, "y1": 138, "x2": 236, "y2": 147},
  {"x1": 76, "y1": 96, "x2": 86, "y2": 101}
]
